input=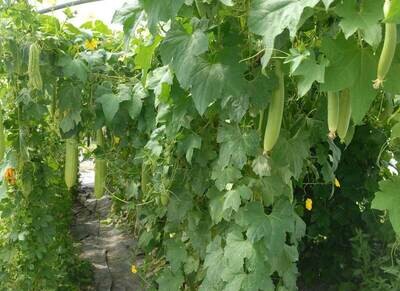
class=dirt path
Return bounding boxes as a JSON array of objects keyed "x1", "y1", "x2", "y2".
[{"x1": 71, "y1": 160, "x2": 143, "y2": 291}]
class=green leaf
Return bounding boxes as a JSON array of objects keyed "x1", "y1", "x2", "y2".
[
  {"x1": 335, "y1": 0, "x2": 383, "y2": 48},
  {"x1": 186, "y1": 49, "x2": 247, "y2": 115},
  {"x1": 160, "y1": 23, "x2": 208, "y2": 89},
  {"x1": 223, "y1": 188, "x2": 242, "y2": 213},
  {"x1": 97, "y1": 93, "x2": 119, "y2": 122},
  {"x1": 145, "y1": 139, "x2": 163, "y2": 156},
  {"x1": 167, "y1": 190, "x2": 193, "y2": 223},
  {"x1": 321, "y1": 35, "x2": 379, "y2": 121},
  {"x1": 249, "y1": 0, "x2": 319, "y2": 64},
  {"x1": 177, "y1": 133, "x2": 202, "y2": 163},
  {"x1": 147, "y1": 66, "x2": 174, "y2": 101},
  {"x1": 252, "y1": 155, "x2": 271, "y2": 177},
  {"x1": 236, "y1": 185, "x2": 253, "y2": 200},
  {"x1": 391, "y1": 122, "x2": 400, "y2": 139},
  {"x1": 385, "y1": 0, "x2": 400, "y2": 23},
  {"x1": 223, "y1": 230, "x2": 253, "y2": 275},
  {"x1": 57, "y1": 56, "x2": 88, "y2": 82},
  {"x1": 81, "y1": 20, "x2": 112, "y2": 35},
  {"x1": 328, "y1": 138, "x2": 342, "y2": 173},
  {"x1": 142, "y1": 0, "x2": 185, "y2": 33},
  {"x1": 128, "y1": 83, "x2": 146, "y2": 120},
  {"x1": 58, "y1": 85, "x2": 81, "y2": 111},
  {"x1": 223, "y1": 185, "x2": 252, "y2": 217},
  {"x1": 288, "y1": 50, "x2": 327, "y2": 97},
  {"x1": 60, "y1": 111, "x2": 81, "y2": 133},
  {"x1": 156, "y1": 268, "x2": 184, "y2": 291},
  {"x1": 96, "y1": 84, "x2": 136, "y2": 122},
  {"x1": 249, "y1": 73, "x2": 276, "y2": 112},
  {"x1": 222, "y1": 94, "x2": 249, "y2": 123},
  {"x1": 112, "y1": 2, "x2": 144, "y2": 40},
  {"x1": 216, "y1": 125, "x2": 259, "y2": 170},
  {"x1": 165, "y1": 239, "x2": 187, "y2": 273},
  {"x1": 116, "y1": 84, "x2": 133, "y2": 102},
  {"x1": 222, "y1": 274, "x2": 246, "y2": 291},
  {"x1": 349, "y1": 49, "x2": 377, "y2": 124},
  {"x1": 242, "y1": 245, "x2": 274, "y2": 291},
  {"x1": 135, "y1": 36, "x2": 162, "y2": 76},
  {"x1": 371, "y1": 176, "x2": 400, "y2": 236},
  {"x1": 272, "y1": 132, "x2": 311, "y2": 179},
  {"x1": 190, "y1": 60, "x2": 226, "y2": 115},
  {"x1": 259, "y1": 175, "x2": 292, "y2": 205},
  {"x1": 184, "y1": 256, "x2": 199, "y2": 274},
  {"x1": 187, "y1": 211, "x2": 212, "y2": 255},
  {"x1": 320, "y1": 35, "x2": 360, "y2": 92},
  {"x1": 316, "y1": 142, "x2": 340, "y2": 183},
  {"x1": 266, "y1": 199, "x2": 299, "y2": 269},
  {"x1": 384, "y1": 63, "x2": 400, "y2": 94},
  {"x1": 165, "y1": 90, "x2": 192, "y2": 137},
  {"x1": 208, "y1": 188, "x2": 225, "y2": 224},
  {"x1": 38, "y1": 15, "x2": 61, "y2": 33},
  {"x1": 235, "y1": 202, "x2": 272, "y2": 242},
  {"x1": 202, "y1": 236, "x2": 225, "y2": 288},
  {"x1": 211, "y1": 166, "x2": 242, "y2": 191},
  {"x1": 58, "y1": 84, "x2": 82, "y2": 132}
]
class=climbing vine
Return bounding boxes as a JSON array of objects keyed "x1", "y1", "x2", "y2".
[{"x1": 0, "y1": 0, "x2": 400, "y2": 290}]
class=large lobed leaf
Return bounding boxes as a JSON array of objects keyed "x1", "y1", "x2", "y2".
[
  {"x1": 372, "y1": 176, "x2": 400, "y2": 236},
  {"x1": 249, "y1": 0, "x2": 320, "y2": 65}
]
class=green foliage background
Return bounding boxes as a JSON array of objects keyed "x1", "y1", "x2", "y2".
[{"x1": 0, "y1": 0, "x2": 400, "y2": 290}]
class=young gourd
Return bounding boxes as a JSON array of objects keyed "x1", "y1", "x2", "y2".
[
  {"x1": 65, "y1": 136, "x2": 78, "y2": 190},
  {"x1": 94, "y1": 129, "x2": 106, "y2": 198},
  {"x1": 263, "y1": 61, "x2": 284, "y2": 153},
  {"x1": 337, "y1": 89, "x2": 352, "y2": 143},
  {"x1": 327, "y1": 91, "x2": 340, "y2": 139},
  {"x1": 28, "y1": 43, "x2": 43, "y2": 91},
  {"x1": 373, "y1": 0, "x2": 397, "y2": 89}
]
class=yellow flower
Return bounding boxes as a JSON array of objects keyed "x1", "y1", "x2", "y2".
[
  {"x1": 131, "y1": 264, "x2": 138, "y2": 274},
  {"x1": 334, "y1": 178, "x2": 341, "y2": 188},
  {"x1": 305, "y1": 198, "x2": 313, "y2": 211},
  {"x1": 4, "y1": 167, "x2": 16, "y2": 185},
  {"x1": 84, "y1": 39, "x2": 98, "y2": 51},
  {"x1": 113, "y1": 136, "x2": 121, "y2": 145}
]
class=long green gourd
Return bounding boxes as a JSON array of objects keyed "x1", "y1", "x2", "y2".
[
  {"x1": 337, "y1": 89, "x2": 352, "y2": 143},
  {"x1": 65, "y1": 136, "x2": 78, "y2": 190},
  {"x1": 327, "y1": 91, "x2": 340, "y2": 139},
  {"x1": 373, "y1": 0, "x2": 397, "y2": 89},
  {"x1": 94, "y1": 129, "x2": 106, "y2": 198},
  {"x1": 263, "y1": 60, "x2": 284, "y2": 153},
  {"x1": 28, "y1": 43, "x2": 43, "y2": 91}
]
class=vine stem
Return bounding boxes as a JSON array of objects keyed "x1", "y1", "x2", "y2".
[
  {"x1": 239, "y1": 49, "x2": 265, "y2": 63},
  {"x1": 376, "y1": 140, "x2": 389, "y2": 169},
  {"x1": 37, "y1": 0, "x2": 104, "y2": 14},
  {"x1": 387, "y1": 105, "x2": 400, "y2": 124},
  {"x1": 258, "y1": 110, "x2": 264, "y2": 134},
  {"x1": 104, "y1": 185, "x2": 129, "y2": 204}
]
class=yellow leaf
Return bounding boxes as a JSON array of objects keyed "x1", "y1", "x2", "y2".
[
  {"x1": 131, "y1": 265, "x2": 138, "y2": 274},
  {"x1": 334, "y1": 178, "x2": 341, "y2": 188},
  {"x1": 305, "y1": 198, "x2": 313, "y2": 211}
]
